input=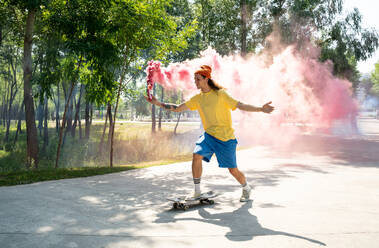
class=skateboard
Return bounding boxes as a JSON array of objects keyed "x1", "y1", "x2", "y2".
[{"x1": 167, "y1": 191, "x2": 218, "y2": 210}]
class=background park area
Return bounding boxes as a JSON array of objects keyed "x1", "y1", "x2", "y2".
[
  {"x1": 0, "y1": 0, "x2": 379, "y2": 185},
  {"x1": 0, "y1": 1, "x2": 379, "y2": 247}
]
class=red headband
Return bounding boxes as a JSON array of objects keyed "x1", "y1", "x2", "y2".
[{"x1": 195, "y1": 65, "x2": 212, "y2": 79}]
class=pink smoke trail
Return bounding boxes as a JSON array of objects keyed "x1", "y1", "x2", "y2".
[{"x1": 146, "y1": 45, "x2": 358, "y2": 146}]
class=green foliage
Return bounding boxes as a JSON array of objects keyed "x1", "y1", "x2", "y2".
[
  {"x1": 167, "y1": 4, "x2": 202, "y2": 61},
  {"x1": 5, "y1": 0, "x2": 49, "y2": 10},
  {"x1": 189, "y1": 0, "x2": 378, "y2": 83},
  {"x1": 33, "y1": 34, "x2": 63, "y2": 101},
  {"x1": 36, "y1": 0, "x2": 196, "y2": 107},
  {"x1": 193, "y1": 0, "x2": 242, "y2": 55},
  {"x1": 40, "y1": 0, "x2": 121, "y2": 105},
  {"x1": 319, "y1": 8, "x2": 378, "y2": 80},
  {"x1": 371, "y1": 61, "x2": 379, "y2": 94},
  {"x1": 109, "y1": 0, "x2": 196, "y2": 63},
  {"x1": 133, "y1": 93, "x2": 150, "y2": 117}
]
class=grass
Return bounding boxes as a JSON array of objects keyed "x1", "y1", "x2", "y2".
[
  {"x1": 0, "y1": 154, "x2": 193, "y2": 186},
  {"x1": 0, "y1": 120, "x2": 199, "y2": 186},
  {"x1": 0, "y1": 167, "x2": 133, "y2": 186}
]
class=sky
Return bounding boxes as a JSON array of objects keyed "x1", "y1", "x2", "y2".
[{"x1": 343, "y1": 0, "x2": 379, "y2": 74}]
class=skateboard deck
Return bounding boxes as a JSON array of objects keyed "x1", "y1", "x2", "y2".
[{"x1": 167, "y1": 191, "x2": 218, "y2": 210}]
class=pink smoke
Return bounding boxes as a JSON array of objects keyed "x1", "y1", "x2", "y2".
[{"x1": 146, "y1": 45, "x2": 358, "y2": 146}]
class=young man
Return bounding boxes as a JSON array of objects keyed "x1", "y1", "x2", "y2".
[{"x1": 146, "y1": 65, "x2": 274, "y2": 202}]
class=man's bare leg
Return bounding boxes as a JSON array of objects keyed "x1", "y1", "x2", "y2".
[
  {"x1": 228, "y1": 168, "x2": 251, "y2": 202},
  {"x1": 192, "y1": 153, "x2": 203, "y2": 196},
  {"x1": 192, "y1": 153, "x2": 203, "y2": 178},
  {"x1": 228, "y1": 168, "x2": 246, "y2": 184}
]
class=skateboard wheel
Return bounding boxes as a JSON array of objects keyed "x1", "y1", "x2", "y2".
[
  {"x1": 208, "y1": 200, "x2": 214, "y2": 205},
  {"x1": 183, "y1": 205, "x2": 189, "y2": 210},
  {"x1": 178, "y1": 203, "x2": 184, "y2": 209},
  {"x1": 173, "y1": 203, "x2": 178, "y2": 209}
]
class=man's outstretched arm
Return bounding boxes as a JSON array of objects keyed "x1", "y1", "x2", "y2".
[
  {"x1": 236, "y1": 101, "x2": 274, "y2": 113},
  {"x1": 159, "y1": 102, "x2": 189, "y2": 112},
  {"x1": 145, "y1": 95, "x2": 189, "y2": 112}
]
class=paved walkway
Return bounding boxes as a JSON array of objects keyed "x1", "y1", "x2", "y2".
[{"x1": 1, "y1": 118, "x2": 379, "y2": 248}]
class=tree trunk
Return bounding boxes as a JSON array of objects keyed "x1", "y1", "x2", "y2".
[
  {"x1": 55, "y1": 81, "x2": 75, "y2": 168},
  {"x1": 62, "y1": 86, "x2": 75, "y2": 148},
  {"x1": 3, "y1": 74, "x2": 9, "y2": 128},
  {"x1": 151, "y1": 84, "x2": 156, "y2": 133},
  {"x1": 5, "y1": 61, "x2": 19, "y2": 142},
  {"x1": 4, "y1": 103, "x2": 11, "y2": 142},
  {"x1": 158, "y1": 86, "x2": 164, "y2": 130},
  {"x1": 106, "y1": 103, "x2": 113, "y2": 148},
  {"x1": 0, "y1": 91, "x2": 4, "y2": 126},
  {"x1": 23, "y1": 9, "x2": 39, "y2": 168},
  {"x1": 55, "y1": 83, "x2": 60, "y2": 133},
  {"x1": 55, "y1": 58, "x2": 82, "y2": 168},
  {"x1": 66, "y1": 85, "x2": 76, "y2": 133},
  {"x1": 62, "y1": 127, "x2": 68, "y2": 151},
  {"x1": 71, "y1": 84, "x2": 83, "y2": 138},
  {"x1": 98, "y1": 103, "x2": 109, "y2": 156},
  {"x1": 79, "y1": 117, "x2": 82, "y2": 139},
  {"x1": 14, "y1": 101, "x2": 24, "y2": 144},
  {"x1": 37, "y1": 100, "x2": 43, "y2": 136},
  {"x1": 174, "y1": 112, "x2": 182, "y2": 135},
  {"x1": 42, "y1": 94, "x2": 48, "y2": 153},
  {"x1": 85, "y1": 99, "x2": 90, "y2": 139},
  {"x1": 90, "y1": 104, "x2": 93, "y2": 125},
  {"x1": 240, "y1": 0, "x2": 248, "y2": 57},
  {"x1": 110, "y1": 56, "x2": 129, "y2": 168}
]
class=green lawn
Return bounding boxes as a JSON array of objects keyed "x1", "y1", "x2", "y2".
[{"x1": 0, "y1": 155, "x2": 194, "y2": 186}]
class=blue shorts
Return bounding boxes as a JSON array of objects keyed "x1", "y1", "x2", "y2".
[{"x1": 194, "y1": 132, "x2": 238, "y2": 168}]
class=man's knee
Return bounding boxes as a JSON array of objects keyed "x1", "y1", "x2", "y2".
[{"x1": 193, "y1": 153, "x2": 203, "y2": 162}]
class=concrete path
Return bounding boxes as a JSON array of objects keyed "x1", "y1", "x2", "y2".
[{"x1": 1, "y1": 118, "x2": 379, "y2": 248}]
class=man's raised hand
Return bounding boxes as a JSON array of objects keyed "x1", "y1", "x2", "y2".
[{"x1": 262, "y1": 101, "x2": 274, "y2": 114}]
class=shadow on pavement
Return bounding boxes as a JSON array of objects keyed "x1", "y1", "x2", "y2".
[{"x1": 155, "y1": 201, "x2": 326, "y2": 245}]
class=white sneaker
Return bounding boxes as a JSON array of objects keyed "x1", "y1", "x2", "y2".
[
  {"x1": 185, "y1": 191, "x2": 201, "y2": 201},
  {"x1": 240, "y1": 187, "x2": 251, "y2": 202}
]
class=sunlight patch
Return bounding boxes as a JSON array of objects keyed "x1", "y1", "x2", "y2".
[
  {"x1": 37, "y1": 226, "x2": 54, "y2": 233},
  {"x1": 108, "y1": 213, "x2": 127, "y2": 222},
  {"x1": 80, "y1": 196, "x2": 102, "y2": 204}
]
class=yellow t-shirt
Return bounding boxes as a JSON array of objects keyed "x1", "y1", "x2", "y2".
[{"x1": 185, "y1": 89, "x2": 239, "y2": 141}]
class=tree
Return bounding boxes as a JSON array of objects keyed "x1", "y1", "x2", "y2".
[
  {"x1": 191, "y1": 0, "x2": 378, "y2": 82},
  {"x1": 5, "y1": 0, "x2": 49, "y2": 168},
  {"x1": 42, "y1": 0, "x2": 121, "y2": 168},
  {"x1": 194, "y1": 0, "x2": 240, "y2": 55},
  {"x1": 158, "y1": 85, "x2": 164, "y2": 130},
  {"x1": 371, "y1": 61, "x2": 379, "y2": 95},
  {"x1": 319, "y1": 8, "x2": 378, "y2": 82},
  {"x1": 166, "y1": 0, "x2": 201, "y2": 61},
  {"x1": 107, "y1": 0, "x2": 196, "y2": 167},
  {"x1": 253, "y1": 0, "x2": 378, "y2": 81},
  {"x1": 23, "y1": 7, "x2": 39, "y2": 167},
  {"x1": 0, "y1": 36, "x2": 22, "y2": 142},
  {"x1": 151, "y1": 84, "x2": 157, "y2": 132}
]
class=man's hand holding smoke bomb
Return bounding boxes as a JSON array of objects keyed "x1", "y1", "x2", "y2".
[{"x1": 144, "y1": 94, "x2": 158, "y2": 105}]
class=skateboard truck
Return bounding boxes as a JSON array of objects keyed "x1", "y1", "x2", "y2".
[{"x1": 167, "y1": 191, "x2": 218, "y2": 210}]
